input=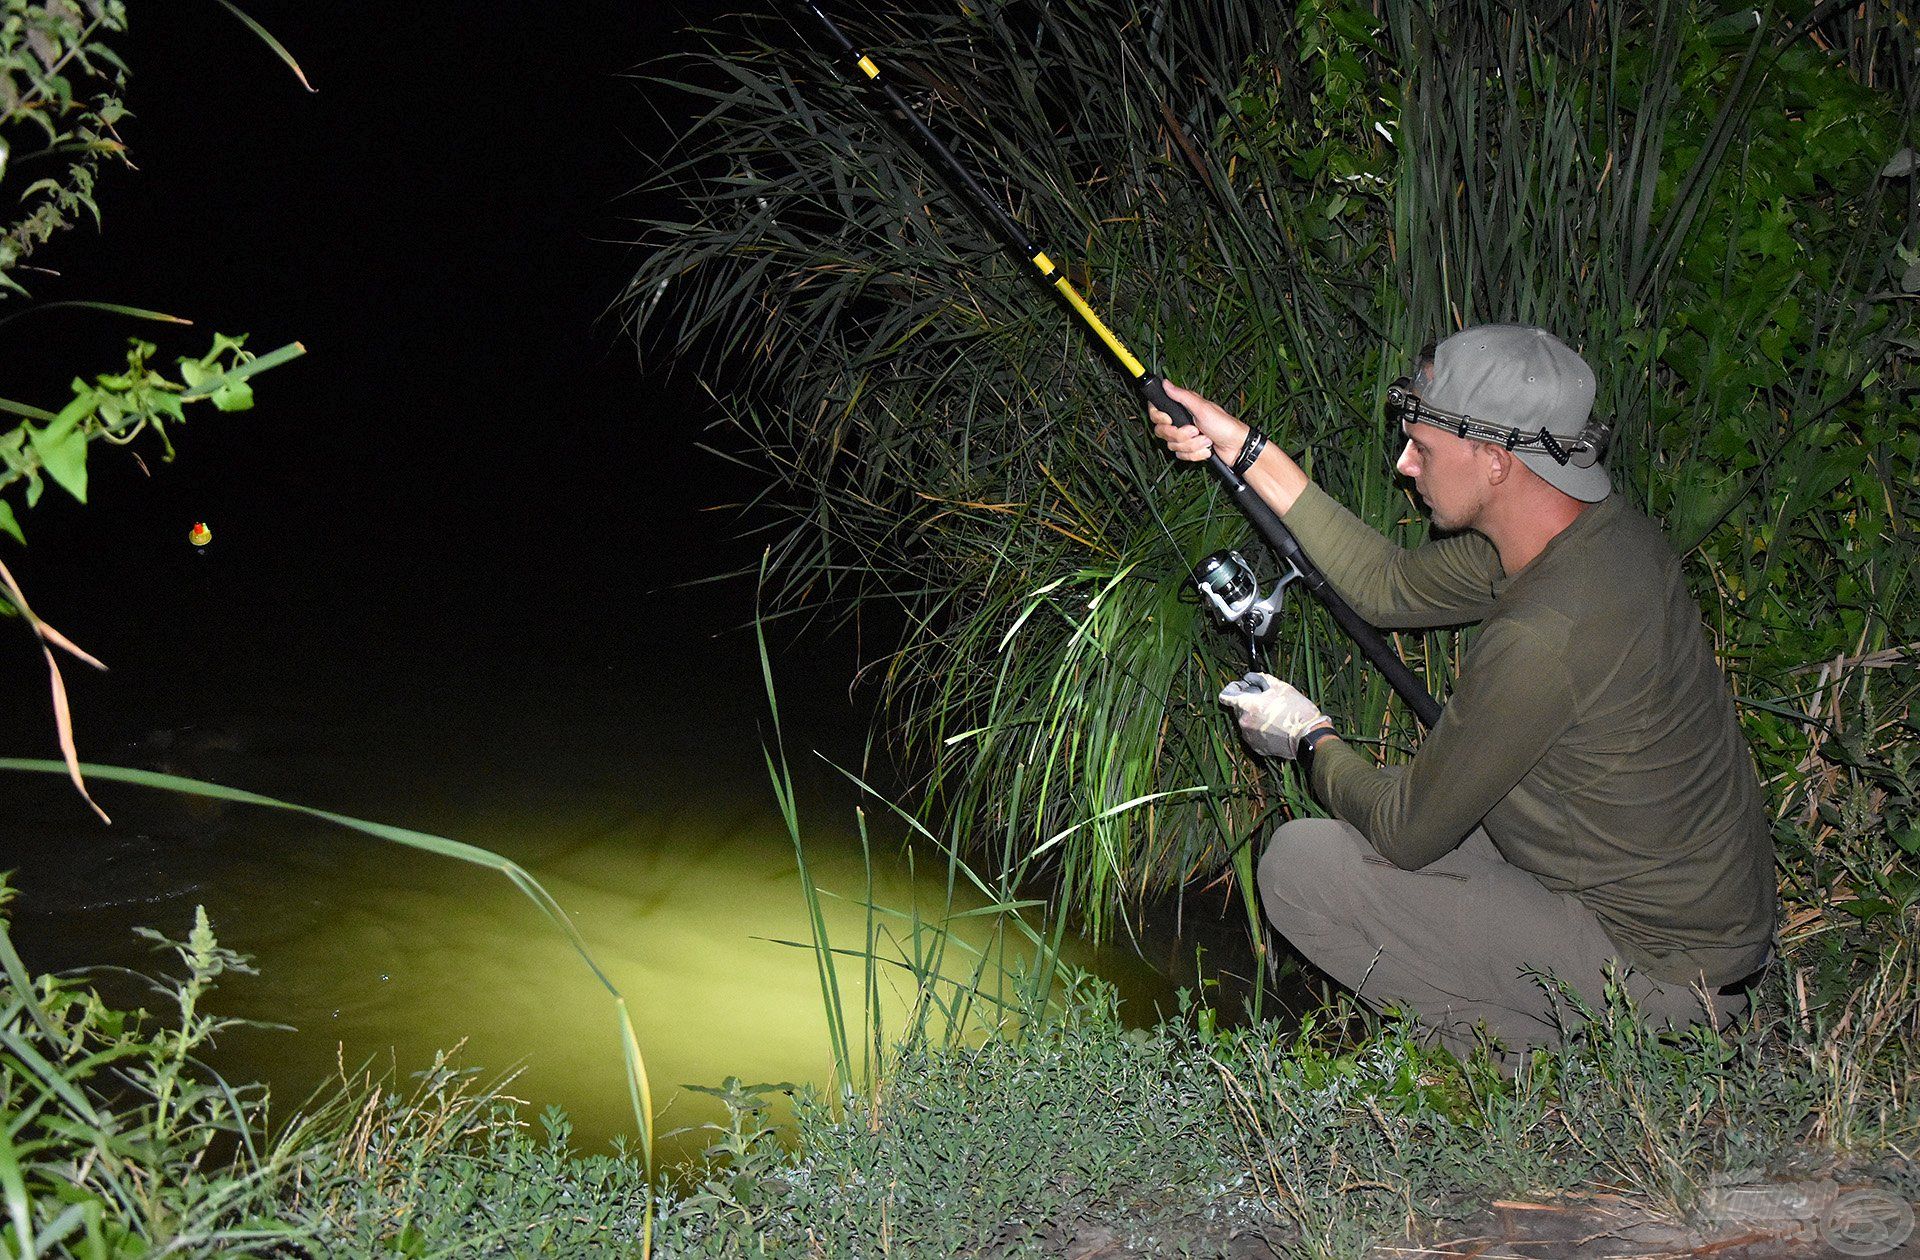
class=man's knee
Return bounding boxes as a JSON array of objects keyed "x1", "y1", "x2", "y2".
[{"x1": 1257, "y1": 817, "x2": 1370, "y2": 930}]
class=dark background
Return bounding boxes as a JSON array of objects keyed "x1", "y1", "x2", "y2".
[{"x1": 0, "y1": 1, "x2": 860, "y2": 753}]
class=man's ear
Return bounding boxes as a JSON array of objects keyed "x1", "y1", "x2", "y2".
[{"x1": 1481, "y1": 442, "x2": 1514, "y2": 486}]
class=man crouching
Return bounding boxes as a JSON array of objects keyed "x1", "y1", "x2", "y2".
[{"x1": 1149, "y1": 325, "x2": 1775, "y2": 1057}]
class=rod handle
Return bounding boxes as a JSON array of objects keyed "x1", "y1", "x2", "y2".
[{"x1": 1139, "y1": 374, "x2": 1196, "y2": 431}]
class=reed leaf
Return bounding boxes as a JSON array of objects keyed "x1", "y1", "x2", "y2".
[{"x1": 208, "y1": 0, "x2": 315, "y2": 93}]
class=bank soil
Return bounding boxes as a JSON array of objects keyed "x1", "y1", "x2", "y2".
[{"x1": 1034, "y1": 1169, "x2": 1919, "y2": 1259}]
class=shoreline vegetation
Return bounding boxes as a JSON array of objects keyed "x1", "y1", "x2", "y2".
[
  {"x1": 3, "y1": 859, "x2": 1916, "y2": 1257},
  {"x1": 3, "y1": 617, "x2": 1917, "y2": 1254}
]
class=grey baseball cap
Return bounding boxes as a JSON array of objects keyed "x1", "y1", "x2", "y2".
[{"x1": 1424, "y1": 325, "x2": 1611, "y2": 502}]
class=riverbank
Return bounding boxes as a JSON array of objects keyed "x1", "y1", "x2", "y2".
[{"x1": 6, "y1": 875, "x2": 1914, "y2": 1259}]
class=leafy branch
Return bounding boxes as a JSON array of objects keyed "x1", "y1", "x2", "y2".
[
  {"x1": 0, "y1": 334, "x2": 302, "y2": 822},
  {"x1": 0, "y1": 333, "x2": 306, "y2": 544},
  {"x1": 0, "y1": 0, "x2": 312, "y2": 823},
  {"x1": 1, "y1": 0, "x2": 312, "y2": 295},
  {"x1": 0, "y1": 0, "x2": 132, "y2": 295}
]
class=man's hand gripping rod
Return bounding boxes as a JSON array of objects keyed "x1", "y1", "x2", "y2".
[{"x1": 793, "y1": 2, "x2": 1443, "y2": 730}]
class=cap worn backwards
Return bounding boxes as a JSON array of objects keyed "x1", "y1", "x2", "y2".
[{"x1": 1424, "y1": 324, "x2": 1611, "y2": 502}]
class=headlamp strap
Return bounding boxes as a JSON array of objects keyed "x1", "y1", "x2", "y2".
[{"x1": 1391, "y1": 376, "x2": 1605, "y2": 468}]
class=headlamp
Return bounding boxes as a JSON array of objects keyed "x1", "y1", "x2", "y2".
[{"x1": 1385, "y1": 378, "x2": 1609, "y2": 469}]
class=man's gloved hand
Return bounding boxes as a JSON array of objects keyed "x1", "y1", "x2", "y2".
[{"x1": 1218, "y1": 672, "x2": 1330, "y2": 760}]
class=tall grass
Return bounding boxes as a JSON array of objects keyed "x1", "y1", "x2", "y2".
[
  {"x1": 755, "y1": 595, "x2": 1127, "y2": 1107},
  {"x1": 628, "y1": 0, "x2": 1917, "y2": 963},
  {"x1": 627, "y1": 1, "x2": 1333, "y2": 941}
]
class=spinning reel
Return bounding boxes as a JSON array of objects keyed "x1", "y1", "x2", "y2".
[{"x1": 1189, "y1": 548, "x2": 1302, "y2": 663}]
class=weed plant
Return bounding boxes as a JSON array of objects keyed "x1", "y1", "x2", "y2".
[
  {"x1": 284, "y1": 1079, "x2": 652, "y2": 1257},
  {"x1": 0, "y1": 883, "x2": 308, "y2": 1257}
]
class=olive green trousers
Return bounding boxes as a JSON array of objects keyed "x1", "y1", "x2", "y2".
[{"x1": 1257, "y1": 819, "x2": 1749, "y2": 1059}]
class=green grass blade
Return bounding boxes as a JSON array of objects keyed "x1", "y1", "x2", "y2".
[
  {"x1": 0, "y1": 300, "x2": 191, "y2": 332},
  {"x1": 176, "y1": 341, "x2": 307, "y2": 401},
  {"x1": 209, "y1": 0, "x2": 316, "y2": 92},
  {"x1": 0, "y1": 1123, "x2": 35, "y2": 1260},
  {"x1": 0, "y1": 398, "x2": 59, "y2": 423}
]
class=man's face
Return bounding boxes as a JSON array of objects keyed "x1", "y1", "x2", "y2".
[{"x1": 1395, "y1": 419, "x2": 1490, "y2": 532}]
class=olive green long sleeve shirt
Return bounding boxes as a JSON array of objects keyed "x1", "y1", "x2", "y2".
[{"x1": 1283, "y1": 483, "x2": 1775, "y2": 986}]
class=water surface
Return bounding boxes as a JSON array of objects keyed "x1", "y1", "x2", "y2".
[{"x1": 1, "y1": 588, "x2": 1220, "y2": 1162}]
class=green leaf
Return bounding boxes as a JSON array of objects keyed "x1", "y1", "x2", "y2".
[
  {"x1": 1842, "y1": 897, "x2": 1895, "y2": 922},
  {"x1": 27, "y1": 425, "x2": 86, "y2": 503},
  {"x1": 0, "y1": 502, "x2": 21, "y2": 546},
  {"x1": 211, "y1": 381, "x2": 254, "y2": 412}
]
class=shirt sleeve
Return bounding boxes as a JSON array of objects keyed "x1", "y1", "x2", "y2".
[
  {"x1": 1282, "y1": 481, "x2": 1504, "y2": 628},
  {"x1": 1308, "y1": 616, "x2": 1579, "y2": 869}
]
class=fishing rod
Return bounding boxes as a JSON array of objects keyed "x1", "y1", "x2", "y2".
[{"x1": 791, "y1": 2, "x2": 1443, "y2": 730}]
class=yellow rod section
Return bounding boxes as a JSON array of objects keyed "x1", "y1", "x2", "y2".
[
  {"x1": 1048, "y1": 276, "x2": 1146, "y2": 379},
  {"x1": 1025, "y1": 251, "x2": 1146, "y2": 377}
]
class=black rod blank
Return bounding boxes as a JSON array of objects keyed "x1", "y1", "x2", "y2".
[{"x1": 791, "y1": 1, "x2": 1443, "y2": 730}]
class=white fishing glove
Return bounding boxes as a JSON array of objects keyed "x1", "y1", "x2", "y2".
[{"x1": 1218, "y1": 672, "x2": 1330, "y2": 760}]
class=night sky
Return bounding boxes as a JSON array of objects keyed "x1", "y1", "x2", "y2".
[{"x1": 1, "y1": 2, "x2": 848, "y2": 745}]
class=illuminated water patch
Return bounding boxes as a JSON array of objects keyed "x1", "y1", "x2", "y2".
[
  {"x1": 204, "y1": 791, "x2": 1176, "y2": 1164},
  {"x1": 2, "y1": 651, "x2": 1206, "y2": 1170}
]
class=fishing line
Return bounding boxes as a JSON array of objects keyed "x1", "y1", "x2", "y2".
[{"x1": 788, "y1": 1, "x2": 1442, "y2": 730}]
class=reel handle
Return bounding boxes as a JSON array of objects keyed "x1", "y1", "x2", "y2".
[{"x1": 1140, "y1": 374, "x2": 1195, "y2": 430}]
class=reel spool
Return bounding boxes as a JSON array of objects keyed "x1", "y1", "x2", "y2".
[{"x1": 1190, "y1": 548, "x2": 1300, "y2": 659}]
